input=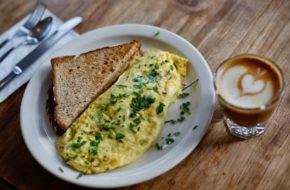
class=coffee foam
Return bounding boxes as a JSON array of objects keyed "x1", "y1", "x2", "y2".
[{"x1": 216, "y1": 56, "x2": 281, "y2": 108}]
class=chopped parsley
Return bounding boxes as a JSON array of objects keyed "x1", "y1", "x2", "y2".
[
  {"x1": 173, "y1": 63, "x2": 177, "y2": 69},
  {"x1": 166, "y1": 137, "x2": 174, "y2": 145},
  {"x1": 165, "y1": 100, "x2": 191, "y2": 124},
  {"x1": 70, "y1": 141, "x2": 86, "y2": 149},
  {"x1": 116, "y1": 133, "x2": 125, "y2": 140},
  {"x1": 133, "y1": 84, "x2": 143, "y2": 89},
  {"x1": 108, "y1": 132, "x2": 114, "y2": 139},
  {"x1": 58, "y1": 167, "x2": 64, "y2": 173},
  {"x1": 133, "y1": 75, "x2": 146, "y2": 83},
  {"x1": 180, "y1": 102, "x2": 191, "y2": 115},
  {"x1": 129, "y1": 118, "x2": 141, "y2": 133},
  {"x1": 132, "y1": 75, "x2": 148, "y2": 89},
  {"x1": 116, "y1": 107, "x2": 122, "y2": 112},
  {"x1": 103, "y1": 124, "x2": 113, "y2": 131},
  {"x1": 177, "y1": 116, "x2": 185, "y2": 122},
  {"x1": 76, "y1": 173, "x2": 83, "y2": 179},
  {"x1": 154, "y1": 31, "x2": 160, "y2": 37},
  {"x1": 156, "y1": 143, "x2": 163, "y2": 150},
  {"x1": 154, "y1": 63, "x2": 160, "y2": 69},
  {"x1": 133, "y1": 118, "x2": 141, "y2": 125},
  {"x1": 148, "y1": 69, "x2": 160, "y2": 83},
  {"x1": 156, "y1": 131, "x2": 181, "y2": 150},
  {"x1": 89, "y1": 147, "x2": 97, "y2": 155},
  {"x1": 165, "y1": 120, "x2": 176, "y2": 124},
  {"x1": 153, "y1": 86, "x2": 159, "y2": 94},
  {"x1": 129, "y1": 123, "x2": 140, "y2": 133},
  {"x1": 90, "y1": 140, "x2": 100, "y2": 147},
  {"x1": 156, "y1": 102, "x2": 165, "y2": 114},
  {"x1": 178, "y1": 92, "x2": 190, "y2": 98},
  {"x1": 95, "y1": 133, "x2": 103, "y2": 140},
  {"x1": 110, "y1": 93, "x2": 129, "y2": 104},
  {"x1": 130, "y1": 95, "x2": 155, "y2": 117},
  {"x1": 174, "y1": 131, "x2": 181, "y2": 136},
  {"x1": 64, "y1": 158, "x2": 70, "y2": 162},
  {"x1": 116, "y1": 84, "x2": 128, "y2": 88}
]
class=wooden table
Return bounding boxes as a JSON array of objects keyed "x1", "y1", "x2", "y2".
[{"x1": 0, "y1": 0, "x2": 289, "y2": 189}]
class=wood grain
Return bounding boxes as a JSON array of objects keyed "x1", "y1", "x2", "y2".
[{"x1": 0, "y1": 0, "x2": 289, "y2": 189}]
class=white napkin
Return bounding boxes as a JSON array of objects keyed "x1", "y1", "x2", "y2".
[{"x1": 0, "y1": 10, "x2": 79, "y2": 103}]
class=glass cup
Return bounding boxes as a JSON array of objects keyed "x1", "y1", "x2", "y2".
[{"x1": 214, "y1": 54, "x2": 285, "y2": 139}]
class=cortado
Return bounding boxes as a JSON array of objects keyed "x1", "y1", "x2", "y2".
[{"x1": 215, "y1": 54, "x2": 284, "y2": 138}]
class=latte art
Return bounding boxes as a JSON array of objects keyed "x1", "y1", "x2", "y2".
[
  {"x1": 239, "y1": 74, "x2": 266, "y2": 95},
  {"x1": 216, "y1": 55, "x2": 282, "y2": 108}
]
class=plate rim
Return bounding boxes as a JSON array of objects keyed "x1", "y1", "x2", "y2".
[{"x1": 20, "y1": 24, "x2": 215, "y2": 188}]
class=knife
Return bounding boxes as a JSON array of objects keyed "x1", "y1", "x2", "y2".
[{"x1": 0, "y1": 17, "x2": 82, "y2": 90}]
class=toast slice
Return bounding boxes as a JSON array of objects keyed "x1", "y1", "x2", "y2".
[{"x1": 51, "y1": 40, "x2": 141, "y2": 131}]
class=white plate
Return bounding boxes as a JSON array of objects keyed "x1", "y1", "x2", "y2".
[{"x1": 20, "y1": 24, "x2": 215, "y2": 188}]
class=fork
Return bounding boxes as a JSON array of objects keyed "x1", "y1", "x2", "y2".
[{"x1": 0, "y1": 3, "x2": 46, "y2": 49}]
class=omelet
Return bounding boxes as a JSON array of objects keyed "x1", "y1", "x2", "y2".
[{"x1": 56, "y1": 48, "x2": 188, "y2": 174}]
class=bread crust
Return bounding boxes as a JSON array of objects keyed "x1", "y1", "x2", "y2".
[{"x1": 51, "y1": 40, "x2": 141, "y2": 131}]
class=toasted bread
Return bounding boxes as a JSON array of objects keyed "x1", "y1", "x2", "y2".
[{"x1": 51, "y1": 40, "x2": 141, "y2": 131}]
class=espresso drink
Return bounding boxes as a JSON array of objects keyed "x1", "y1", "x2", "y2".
[{"x1": 215, "y1": 54, "x2": 284, "y2": 127}]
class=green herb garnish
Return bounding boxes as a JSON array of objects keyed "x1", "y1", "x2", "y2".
[
  {"x1": 116, "y1": 107, "x2": 122, "y2": 112},
  {"x1": 153, "y1": 86, "x2": 159, "y2": 94},
  {"x1": 108, "y1": 132, "x2": 114, "y2": 139},
  {"x1": 133, "y1": 84, "x2": 143, "y2": 89},
  {"x1": 76, "y1": 173, "x2": 83, "y2": 179},
  {"x1": 58, "y1": 167, "x2": 64, "y2": 173},
  {"x1": 130, "y1": 95, "x2": 155, "y2": 117},
  {"x1": 148, "y1": 69, "x2": 160, "y2": 83},
  {"x1": 129, "y1": 118, "x2": 141, "y2": 133},
  {"x1": 116, "y1": 84, "x2": 128, "y2": 88},
  {"x1": 154, "y1": 31, "x2": 160, "y2": 37},
  {"x1": 116, "y1": 133, "x2": 125, "y2": 140},
  {"x1": 174, "y1": 131, "x2": 181, "y2": 136},
  {"x1": 166, "y1": 137, "x2": 174, "y2": 145},
  {"x1": 103, "y1": 124, "x2": 112, "y2": 131},
  {"x1": 133, "y1": 75, "x2": 146, "y2": 83},
  {"x1": 177, "y1": 116, "x2": 185, "y2": 122},
  {"x1": 165, "y1": 120, "x2": 176, "y2": 124},
  {"x1": 156, "y1": 102, "x2": 165, "y2": 114},
  {"x1": 173, "y1": 63, "x2": 177, "y2": 69},
  {"x1": 89, "y1": 147, "x2": 97, "y2": 155},
  {"x1": 90, "y1": 140, "x2": 100, "y2": 147},
  {"x1": 193, "y1": 125, "x2": 198, "y2": 130},
  {"x1": 156, "y1": 143, "x2": 163, "y2": 150},
  {"x1": 179, "y1": 92, "x2": 190, "y2": 98},
  {"x1": 70, "y1": 141, "x2": 86, "y2": 149},
  {"x1": 180, "y1": 102, "x2": 191, "y2": 115},
  {"x1": 95, "y1": 133, "x2": 103, "y2": 140},
  {"x1": 110, "y1": 93, "x2": 129, "y2": 104},
  {"x1": 64, "y1": 158, "x2": 70, "y2": 162}
]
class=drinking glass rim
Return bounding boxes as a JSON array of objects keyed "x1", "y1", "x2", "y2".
[{"x1": 213, "y1": 54, "x2": 285, "y2": 111}]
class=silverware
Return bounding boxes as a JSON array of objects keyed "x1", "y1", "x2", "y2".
[
  {"x1": 0, "y1": 3, "x2": 46, "y2": 49},
  {"x1": 0, "y1": 17, "x2": 53, "y2": 63},
  {"x1": 0, "y1": 17, "x2": 82, "y2": 90}
]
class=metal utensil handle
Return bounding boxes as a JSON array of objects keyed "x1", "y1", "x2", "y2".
[
  {"x1": 0, "y1": 72, "x2": 17, "y2": 90},
  {"x1": 0, "y1": 39, "x2": 9, "y2": 49},
  {"x1": 0, "y1": 47, "x2": 15, "y2": 63},
  {"x1": 0, "y1": 66, "x2": 22, "y2": 90}
]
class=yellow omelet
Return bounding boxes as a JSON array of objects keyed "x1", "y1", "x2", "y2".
[{"x1": 56, "y1": 48, "x2": 188, "y2": 174}]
